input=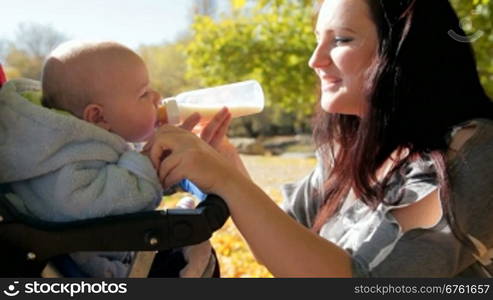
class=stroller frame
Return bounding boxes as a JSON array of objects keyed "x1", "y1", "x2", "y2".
[{"x1": 0, "y1": 184, "x2": 229, "y2": 277}]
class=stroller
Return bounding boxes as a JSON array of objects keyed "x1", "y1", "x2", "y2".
[{"x1": 0, "y1": 64, "x2": 230, "y2": 277}]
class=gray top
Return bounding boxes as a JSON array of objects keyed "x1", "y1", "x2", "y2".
[{"x1": 281, "y1": 118, "x2": 493, "y2": 277}]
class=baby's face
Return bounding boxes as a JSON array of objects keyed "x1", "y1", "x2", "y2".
[{"x1": 95, "y1": 54, "x2": 161, "y2": 142}]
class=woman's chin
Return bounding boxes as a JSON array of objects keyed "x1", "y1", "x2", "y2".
[
  {"x1": 321, "y1": 95, "x2": 344, "y2": 113},
  {"x1": 321, "y1": 96, "x2": 360, "y2": 116}
]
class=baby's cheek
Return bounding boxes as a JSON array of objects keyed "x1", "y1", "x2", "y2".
[
  {"x1": 143, "y1": 118, "x2": 157, "y2": 137},
  {"x1": 129, "y1": 117, "x2": 156, "y2": 142}
]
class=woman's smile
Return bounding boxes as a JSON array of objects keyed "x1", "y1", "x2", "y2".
[{"x1": 321, "y1": 76, "x2": 343, "y2": 91}]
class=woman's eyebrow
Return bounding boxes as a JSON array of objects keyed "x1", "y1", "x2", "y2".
[
  {"x1": 339, "y1": 26, "x2": 356, "y2": 33},
  {"x1": 315, "y1": 26, "x2": 357, "y2": 36}
]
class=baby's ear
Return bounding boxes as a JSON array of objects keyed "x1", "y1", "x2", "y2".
[{"x1": 83, "y1": 104, "x2": 110, "y2": 130}]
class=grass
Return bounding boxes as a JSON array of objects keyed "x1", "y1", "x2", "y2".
[{"x1": 162, "y1": 154, "x2": 316, "y2": 277}]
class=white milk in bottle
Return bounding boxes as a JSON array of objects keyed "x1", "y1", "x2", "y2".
[{"x1": 157, "y1": 80, "x2": 264, "y2": 124}]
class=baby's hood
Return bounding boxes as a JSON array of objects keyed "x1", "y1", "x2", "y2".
[{"x1": 0, "y1": 78, "x2": 128, "y2": 183}]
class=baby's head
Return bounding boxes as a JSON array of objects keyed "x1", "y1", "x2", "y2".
[{"x1": 42, "y1": 40, "x2": 161, "y2": 142}]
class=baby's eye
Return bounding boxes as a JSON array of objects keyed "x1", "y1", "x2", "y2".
[{"x1": 140, "y1": 91, "x2": 149, "y2": 98}]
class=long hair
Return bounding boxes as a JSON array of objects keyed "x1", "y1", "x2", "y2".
[{"x1": 311, "y1": 0, "x2": 493, "y2": 250}]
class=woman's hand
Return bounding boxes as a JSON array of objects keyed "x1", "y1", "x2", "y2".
[
  {"x1": 145, "y1": 107, "x2": 249, "y2": 180},
  {"x1": 150, "y1": 107, "x2": 232, "y2": 151},
  {"x1": 197, "y1": 107, "x2": 232, "y2": 149},
  {"x1": 148, "y1": 125, "x2": 239, "y2": 194},
  {"x1": 141, "y1": 112, "x2": 201, "y2": 160},
  {"x1": 195, "y1": 108, "x2": 250, "y2": 177}
]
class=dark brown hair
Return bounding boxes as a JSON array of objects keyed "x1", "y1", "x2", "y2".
[{"x1": 311, "y1": 0, "x2": 493, "y2": 251}]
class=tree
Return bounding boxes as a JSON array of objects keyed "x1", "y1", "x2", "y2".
[
  {"x1": 185, "y1": 0, "x2": 493, "y2": 137},
  {"x1": 4, "y1": 23, "x2": 67, "y2": 80},
  {"x1": 0, "y1": 39, "x2": 9, "y2": 63},
  {"x1": 139, "y1": 41, "x2": 200, "y2": 98},
  {"x1": 5, "y1": 48, "x2": 40, "y2": 79},
  {"x1": 193, "y1": 0, "x2": 219, "y2": 18},
  {"x1": 186, "y1": 0, "x2": 318, "y2": 135},
  {"x1": 450, "y1": 0, "x2": 493, "y2": 97},
  {"x1": 14, "y1": 23, "x2": 68, "y2": 59}
]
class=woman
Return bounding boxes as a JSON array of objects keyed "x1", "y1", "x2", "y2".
[{"x1": 149, "y1": 0, "x2": 493, "y2": 277}]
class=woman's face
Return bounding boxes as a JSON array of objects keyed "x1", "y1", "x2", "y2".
[{"x1": 309, "y1": 0, "x2": 378, "y2": 116}]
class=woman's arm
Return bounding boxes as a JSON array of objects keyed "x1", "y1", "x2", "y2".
[
  {"x1": 220, "y1": 173, "x2": 352, "y2": 277},
  {"x1": 149, "y1": 125, "x2": 352, "y2": 277}
]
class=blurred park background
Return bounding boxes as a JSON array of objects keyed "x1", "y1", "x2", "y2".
[{"x1": 1, "y1": 0, "x2": 492, "y2": 277}]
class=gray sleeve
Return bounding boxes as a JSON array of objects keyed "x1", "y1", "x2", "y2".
[
  {"x1": 12, "y1": 151, "x2": 163, "y2": 222},
  {"x1": 350, "y1": 157, "x2": 449, "y2": 278},
  {"x1": 280, "y1": 157, "x2": 326, "y2": 228},
  {"x1": 349, "y1": 156, "x2": 454, "y2": 277},
  {"x1": 352, "y1": 124, "x2": 493, "y2": 277},
  {"x1": 351, "y1": 227, "x2": 473, "y2": 277}
]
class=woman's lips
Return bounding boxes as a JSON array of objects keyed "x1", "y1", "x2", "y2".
[{"x1": 321, "y1": 77, "x2": 342, "y2": 91}]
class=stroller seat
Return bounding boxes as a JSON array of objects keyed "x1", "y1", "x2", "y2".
[{"x1": 0, "y1": 184, "x2": 229, "y2": 277}]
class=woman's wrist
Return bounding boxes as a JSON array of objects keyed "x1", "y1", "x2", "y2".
[
  {"x1": 217, "y1": 138, "x2": 251, "y2": 178},
  {"x1": 212, "y1": 161, "x2": 253, "y2": 201}
]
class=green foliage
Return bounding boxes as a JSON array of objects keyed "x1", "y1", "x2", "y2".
[
  {"x1": 139, "y1": 42, "x2": 200, "y2": 98},
  {"x1": 185, "y1": 0, "x2": 493, "y2": 136},
  {"x1": 185, "y1": 0, "x2": 318, "y2": 134},
  {"x1": 451, "y1": 0, "x2": 493, "y2": 97},
  {"x1": 5, "y1": 48, "x2": 43, "y2": 79}
]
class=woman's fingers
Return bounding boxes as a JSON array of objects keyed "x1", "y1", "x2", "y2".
[
  {"x1": 150, "y1": 125, "x2": 227, "y2": 192},
  {"x1": 180, "y1": 112, "x2": 201, "y2": 131},
  {"x1": 149, "y1": 142, "x2": 165, "y2": 169},
  {"x1": 143, "y1": 137, "x2": 154, "y2": 152},
  {"x1": 159, "y1": 154, "x2": 183, "y2": 187},
  {"x1": 149, "y1": 127, "x2": 177, "y2": 168},
  {"x1": 200, "y1": 107, "x2": 229, "y2": 143},
  {"x1": 151, "y1": 125, "x2": 198, "y2": 181},
  {"x1": 163, "y1": 167, "x2": 186, "y2": 191},
  {"x1": 209, "y1": 113, "x2": 232, "y2": 148}
]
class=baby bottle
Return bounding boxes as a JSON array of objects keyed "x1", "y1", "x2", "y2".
[{"x1": 157, "y1": 80, "x2": 264, "y2": 125}]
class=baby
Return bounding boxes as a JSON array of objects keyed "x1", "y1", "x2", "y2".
[
  {"x1": 42, "y1": 41, "x2": 160, "y2": 142},
  {"x1": 0, "y1": 41, "x2": 206, "y2": 277}
]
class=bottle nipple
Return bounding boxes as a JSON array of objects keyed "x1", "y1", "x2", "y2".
[
  {"x1": 158, "y1": 98, "x2": 180, "y2": 125},
  {"x1": 157, "y1": 106, "x2": 168, "y2": 124}
]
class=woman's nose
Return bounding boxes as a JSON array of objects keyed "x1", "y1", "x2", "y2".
[{"x1": 309, "y1": 43, "x2": 331, "y2": 69}]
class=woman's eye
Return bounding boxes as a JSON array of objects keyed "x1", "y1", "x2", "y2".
[{"x1": 334, "y1": 37, "x2": 353, "y2": 46}]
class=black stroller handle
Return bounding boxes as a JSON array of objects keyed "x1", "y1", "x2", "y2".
[{"x1": 0, "y1": 192, "x2": 230, "y2": 277}]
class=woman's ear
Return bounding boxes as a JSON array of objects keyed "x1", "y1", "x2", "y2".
[{"x1": 82, "y1": 104, "x2": 111, "y2": 130}]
